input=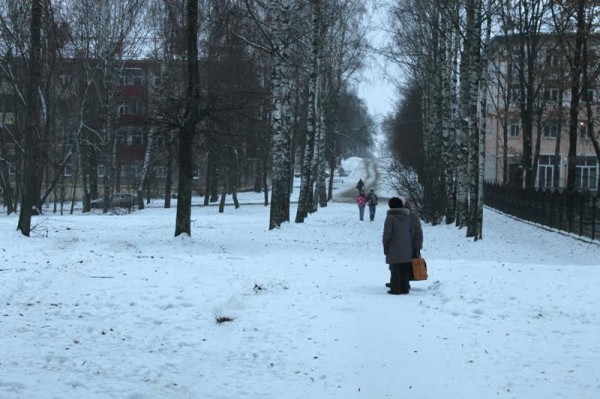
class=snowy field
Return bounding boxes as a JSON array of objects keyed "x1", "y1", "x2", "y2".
[{"x1": 1, "y1": 158, "x2": 599, "y2": 399}]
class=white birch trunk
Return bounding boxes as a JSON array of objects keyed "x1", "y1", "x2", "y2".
[
  {"x1": 295, "y1": 0, "x2": 321, "y2": 223},
  {"x1": 475, "y1": 0, "x2": 493, "y2": 240},
  {"x1": 269, "y1": 0, "x2": 294, "y2": 229},
  {"x1": 456, "y1": 22, "x2": 471, "y2": 229},
  {"x1": 467, "y1": 0, "x2": 482, "y2": 238},
  {"x1": 136, "y1": 127, "x2": 154, "y2": 210}
]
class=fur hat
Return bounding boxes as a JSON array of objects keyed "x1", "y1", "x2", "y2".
[{"x1": 388, "y1": 197, "x2": 403, "y2": 209}]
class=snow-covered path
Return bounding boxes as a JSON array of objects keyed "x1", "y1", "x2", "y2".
[
  {"x1": 1, "y1": 157, "x2": 599, "y2": 399},
  {"x1": 333, "y1": 158, "x2": 380, "y2": 203}
]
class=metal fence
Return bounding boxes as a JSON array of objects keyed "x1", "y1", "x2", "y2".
[{"x1": 484, "y1": 183, "x2": 599, "y2": 241}]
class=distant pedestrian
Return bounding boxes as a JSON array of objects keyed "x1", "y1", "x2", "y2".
[
  {"x1": 366, "y1": 189, "x2": 378, "y2": 221},
  {"x1": 356, "y1": 179, "x2": 364, "y2": 192},
  {"x1": 382, "y1": 197, "x2": 412, "y2": 295},
  {"x1": 356, "y1": 190, "x2": 367, "y2": 221}
]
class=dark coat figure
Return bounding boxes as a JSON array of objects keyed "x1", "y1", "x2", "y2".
[
  {"x1": 404, "y1": 199, "x2": 423, "y2": 257},
  {"x1": 366, "y1": 189, "x2": 378, "y2": 221},
  {"x1": 356, "y1": 179, "x2": 364, "y2": 191},
  {"x1": 382, "y1": 197, "x2": 412, "y2": 295}
]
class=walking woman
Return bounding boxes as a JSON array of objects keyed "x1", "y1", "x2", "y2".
[
  {"x1": 382, "y1": 197, "x2": 412, "y2": 295},
  {"x1": 356, "y1": 191, "x2": 367, "y2": 221}
]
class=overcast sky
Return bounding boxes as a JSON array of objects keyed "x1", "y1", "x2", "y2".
[{"x1": 356, "y1": 1, "x2": 401, "y2": 121}]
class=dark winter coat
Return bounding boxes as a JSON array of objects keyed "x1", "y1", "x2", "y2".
[
  {"x1": 382, "y1": 207, "x2": 412, "y2": 264},
  {"x1": 403, "y1": 200, "x2": 423, "y2": 252},
  {"x1": 367, "y1": 192, "x2": 378, "y2": 207}
]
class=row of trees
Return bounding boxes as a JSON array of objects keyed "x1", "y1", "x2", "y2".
[
  {"x1": 0, "y1": 0, "x2": 375, "y2": 236},
  {"x1": 382, "y1": 0, "x2": 599, "y2": 240}
]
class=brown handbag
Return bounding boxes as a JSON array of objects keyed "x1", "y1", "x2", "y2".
[{"x1": 411, "y1": 257, "x2": 428, "y2": 281}]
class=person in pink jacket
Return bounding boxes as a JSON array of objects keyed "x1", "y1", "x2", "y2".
[{"x1": 356, "y1": 190, "x2": 367, "y2": 221}]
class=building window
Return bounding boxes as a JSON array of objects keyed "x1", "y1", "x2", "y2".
[
  {"x1": 64, "y1": 162, "x2": 73, "y2": 177},
  {"x1": 98, "y1": 164, "x2": 105, "y2": 178},
  {"x1": 118, "y1": 103, "x2": 128, "y2": 116},
  {"x1": 585, "y1": 89, "x2": 595, "y2": 103},
  {"x1": 510, "y1": 86, "x2": 520, "y2": 103},
  {"x1": 576, "y1": 156, "x2": 598, "y2": 191},
  {"x1": 119, "y1": 130, "x2": 128, "y2": 145},
  {"x1": 193, "y1": 164, "x2": 200, "y2": 180},
  {"x1": 133, "y1": 161, "x2": 143, "y2": 177},
  {"x1": 509, "y1": 121, "x2": 520, "y2": 138},
  {"x1": 120, "y1": 68, "x2": 143, "y2": 86},
  {"x1": 537, "y1": 155, "x2": 557, "y2": 190},
  {"x1": 543, "y1": 121, "x2": 559, "y2": 138},
  {"x1": 126, "y1": 129, "x2": 142, "y2": 145},
  {"x1": 154, "y1": 165, "x2": 167, "y2": 178},
  {"x1": 544, "y1": 88, "x2": 559, "y2": 102},
  {"x1": 546, "y1": 51, "x2": 559, "y2": 67},
  {"x1": 61, "y1": 129, "x2": 74, "y2": 145},
  {"x1": 58, "y1": 73, "x2": 72, "y2": 86}
]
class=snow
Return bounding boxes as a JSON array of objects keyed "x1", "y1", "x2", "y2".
[{"x1": 1, "y1": 157, "x2": 599, "y2": 399}]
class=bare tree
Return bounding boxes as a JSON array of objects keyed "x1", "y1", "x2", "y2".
[
  {"x1": 295, "y1": 0, "x2": 323, "y2": 223},
  {"x1": 550, "y1": 0, "x2": 594, "y2": 192},
  {"x1": 174, "y1": 0, "x2": 200, "y2": 236},
  {"x1": 17, "y1": 0, "x2": 42, "y2": 236},
  {"x1": 267, "y1": 0, "x2": 296, "y2": 229}
]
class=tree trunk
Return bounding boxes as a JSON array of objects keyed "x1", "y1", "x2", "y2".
[
  {"x1": 466, "y1": 0, "x2": 480, "y2": 239},
  {"x1": 164, "y1": 133, "x2": 174, "y2": 209},
  {"x1": 137, "y1": 128, "x2": 155, "y2": 210},
  {"x1": 474, "y1": 0, "x2": 492, "y2": 241},
  {"x1": 566, "y1": 0, "x2": 585, "y2": 192},
  {"x1": 312, "y1": 105, "x2": 327, "y2": 210},
  {"x1": 218, "y1": 164, "x2": 228, "y2": 213},
  {"x1": 269, "y1": 0, "x2": 294, "y2": 230},
  {"x1": 295, "y1": 0, "x2": 320, "y2": 223},
  {"x1": 18, "y1": 0, "x2": 42, "y2": 236},
  {"x1": 456, "y1": 8, "x2": 471, "y2": 229},
  {"x1": 0, "y1": 158, "x2": 15, "y2": 215},
  {"x1": 175, "y1": 0, "x2": 199, "y2": 237}
]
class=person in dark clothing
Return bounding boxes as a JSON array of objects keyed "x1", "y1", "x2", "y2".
[
  {"x1": 404, "y1": 199, "x2": 423, "y2": 258},
  {"x1": 366, "y1": 189, "x2": 378, "y2": 221},
  {"x1": 385, "y1": 197, "x2": 424, "y2": 288},
  {"x1": 382, "y1": 197, "x2": 412, "y2": 295},
  {"x1": 356, "y1": 179, "x2": 364, "y2": 191}
]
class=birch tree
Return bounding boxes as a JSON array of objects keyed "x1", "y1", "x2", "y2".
[
  {"x1": 268, "y1": 0, "x2": 295, "y2": 229},
  {"x1": 136, "y1": 127, "x2": 154, "y2": 209},
  {"x1": 295, "y1": 0, "x2": 323, "y2": 223},
  {"x1": 387, "y1": 0, "x2": 449, "y2": 224}
]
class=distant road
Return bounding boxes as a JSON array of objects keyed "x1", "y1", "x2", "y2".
[{"x1": 333, "y1": 158, "x2": 385, "y2": 204}]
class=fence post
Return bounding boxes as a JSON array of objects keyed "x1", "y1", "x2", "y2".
[
  {"x1": 567, "y1": 191, "x2": 574, "y2": 234},
  {"x1": 579, "y1": 192, "x2": 584, "y2": 237},
  {"x1": 558, "y1": 192, "x2": 564, "y2": 231},
  {"x1": 593, "y1": 195, "x2": 597, "y2": 241}
]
